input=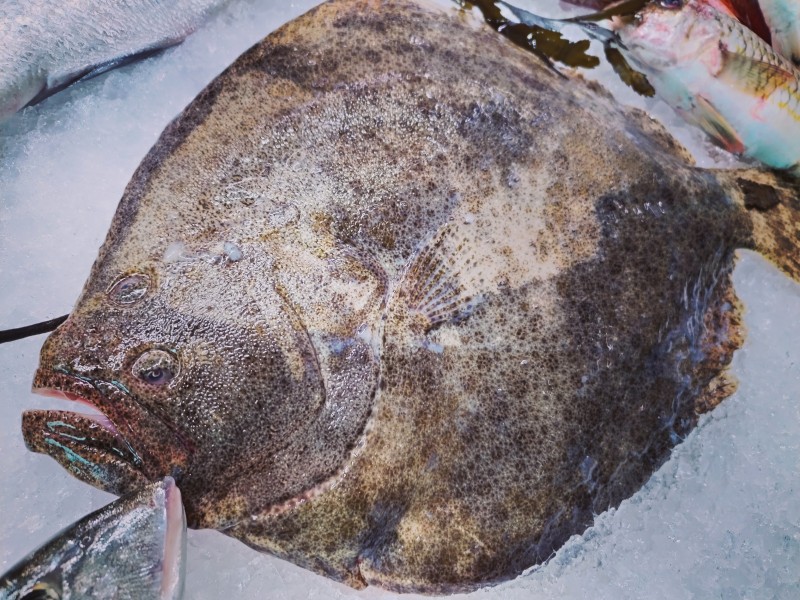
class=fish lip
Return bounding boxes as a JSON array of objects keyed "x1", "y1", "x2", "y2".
[
  {"x1": 26, "y1": 367, "x2": 192, "y2": 489},
  {"x1": 23, "y1": 368, "x2": 148, "y2": 491},
  {"x1": 31, "y1": 367, "x2": 130, "y2": 441},
  {"x1": 32, "y1": 382, "x2": 121, "y2": 436}
]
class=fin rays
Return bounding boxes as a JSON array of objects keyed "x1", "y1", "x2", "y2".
[{"x1": 396, "y1": 224, "x2": 481, "y2": 331}]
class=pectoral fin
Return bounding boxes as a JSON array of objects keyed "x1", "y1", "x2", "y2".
[
  {"x1": 691, "y1": 94, "x2": 746, "y2": 154},
  {"x1": 393, "y1": 224, "x2": 483, "y2": 334}
]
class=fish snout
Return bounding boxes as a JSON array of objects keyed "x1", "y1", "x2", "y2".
[
  {"x1": 25, "y1": 315, "x2": 193, "y2": 497},
  {"x1": 34, "y1": 312, "x2": 116, "y2": 381}
]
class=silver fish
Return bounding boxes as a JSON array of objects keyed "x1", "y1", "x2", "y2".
[
  {"x1": 0, "y1": 0, "x2": 231, "y2": 122},
  {"x1": 0, "y1": 478, "x2": 186, "y2": 600},
  {"x1": 18, "y1": 0, "x2": 800, "y2": 594}
]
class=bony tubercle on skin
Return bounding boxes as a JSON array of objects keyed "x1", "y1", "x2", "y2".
[{"x1": 162, "y1": 241, "x2": 244, "y2": 265}]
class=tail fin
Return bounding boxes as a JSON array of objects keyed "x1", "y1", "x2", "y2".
[{"x1": 722, "y1": 168, "x2": 800, "y2": 282}]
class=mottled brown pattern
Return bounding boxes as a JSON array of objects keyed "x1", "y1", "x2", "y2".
[{"x1": 20, "y1": 0, "x2": 800, "y2": 594}]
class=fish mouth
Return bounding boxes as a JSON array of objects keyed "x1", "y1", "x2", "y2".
[{"x1": 23, "y1": 368, "x2": 191, "y2": 497}]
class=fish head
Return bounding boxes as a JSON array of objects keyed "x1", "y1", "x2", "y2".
[
  {"x1": 23, "y1": 241, "x2": 327, "y2": 528},
  {"x1": 617, "y1": 0, "x2": 725, "y2": 70}
]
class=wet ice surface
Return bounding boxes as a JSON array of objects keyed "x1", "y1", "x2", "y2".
[{"x1": 0, "y1": 0, "x2": 798, "y2": 598}]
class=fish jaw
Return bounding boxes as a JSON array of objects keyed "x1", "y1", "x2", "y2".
[{"x1": 23, "y1": 367, "x2": 191, "y2": 497}]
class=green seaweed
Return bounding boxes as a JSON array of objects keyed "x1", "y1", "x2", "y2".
[
  {"x1": 604, "y1": 46, "x2": 655, "y2": 96},
  {"x1": 461, "y1": 0, "x2": 655, "y2": 97}
]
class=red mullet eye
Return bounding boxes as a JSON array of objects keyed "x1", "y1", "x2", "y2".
[
  {"x1": 107, "y1": 273, "x2": 150, "y2": 305},
  {"x1": 132, "y1": 350, "x2": 179, "y2": 386},
  {"x1": 658, "y1": 0, "x2": 683, "y2": 9}
]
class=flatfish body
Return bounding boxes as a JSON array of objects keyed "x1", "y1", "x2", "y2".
[{"x1": 22, "y1": 0, "x2": 800, "y2": 593}]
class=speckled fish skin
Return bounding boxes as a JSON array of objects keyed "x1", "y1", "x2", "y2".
[
  {"x1": 759, "y1": 0, "x2": 800, "y2": 63},
  {"x1": 0, "y1": 478, "x2": 185, "y2": 600},
  {"x1": 20, "y1": 0, "x2": 800, "y2": 593},
  {"x1": 616, "y1": 0, "x2": 800, "y2": 171},
  {"x1": 0, "y1": 0, "x2": 231, "y2": 122}
]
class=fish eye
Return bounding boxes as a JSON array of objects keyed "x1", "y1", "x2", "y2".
[
  {"x1": 657, "y1": 0, "x2": 683, "y2": 8},
  {"x1": 107, "y1": 273, "x2": 150, "y2": 305},
  {"x1": 132, "y1": 349, "x2": 179, "y2": 386}
]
